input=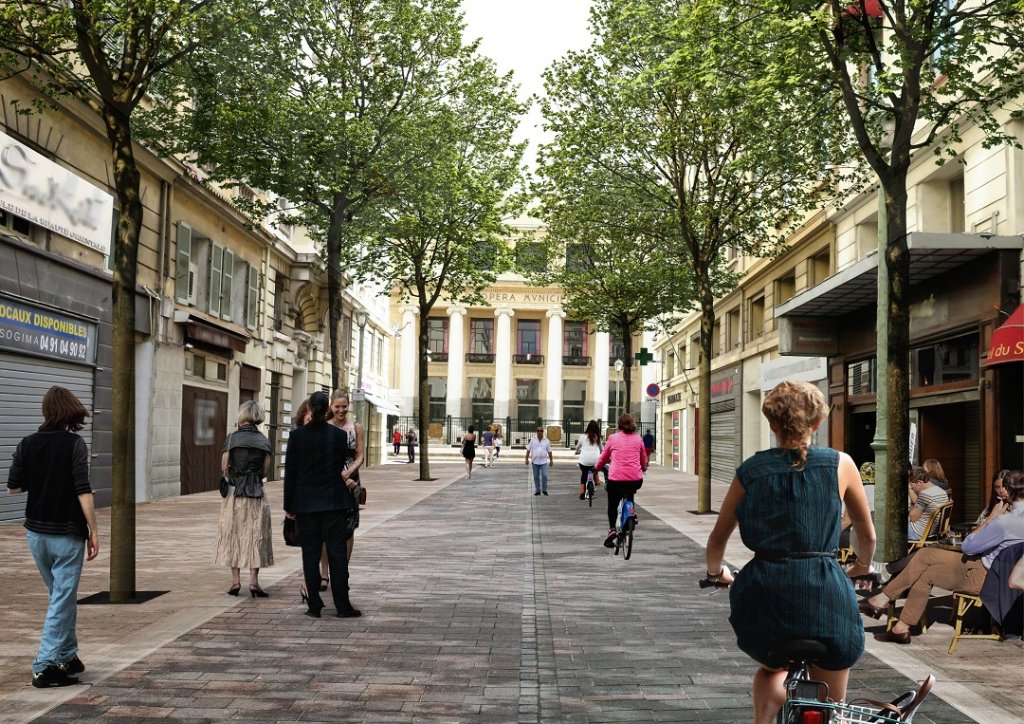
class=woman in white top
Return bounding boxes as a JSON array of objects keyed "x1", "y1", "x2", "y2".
[{"x1": 575, "y1": 420, "x2": 604, "y2": 500}]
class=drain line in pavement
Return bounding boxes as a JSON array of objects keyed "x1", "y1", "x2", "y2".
[{"x1": 519, "y1": 488, "x2": 563, "y2": 723}]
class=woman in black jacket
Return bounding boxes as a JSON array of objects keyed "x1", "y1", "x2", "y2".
[{"x1": 284, "y1": 391, "x2": 361, "y2": 618}]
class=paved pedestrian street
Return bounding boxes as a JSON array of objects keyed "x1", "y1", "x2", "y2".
[{"x1": 2, "y1": 461, "x2": 1020, "y2": 723}]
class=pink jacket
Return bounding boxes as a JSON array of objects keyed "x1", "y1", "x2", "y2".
[{"x1": 595, "y1": 431, "x2": 647, "y2": 482}]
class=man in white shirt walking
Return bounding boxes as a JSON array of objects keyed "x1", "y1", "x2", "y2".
[{"x1": 525, "y1": 427, "x2": 554, "y2": 496}]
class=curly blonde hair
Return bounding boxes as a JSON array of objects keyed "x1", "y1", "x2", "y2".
[{"x1": 762, "y1": 381, "x2": 829, "y2": 468}]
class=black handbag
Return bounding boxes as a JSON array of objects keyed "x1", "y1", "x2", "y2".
[
  {"x1": 218, "y1": 476, "x2": 230, "y2": 498},
  {"x1": 283, "y1": 517, "x2": 300, "y2": 546}
]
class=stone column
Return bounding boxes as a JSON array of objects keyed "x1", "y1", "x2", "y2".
[
  {"x1": 494, "y1": 307, "x2": 515, "y2": 419},
  {"x1": 399, "y1": 306, "x2": 417, "y2": 415},
  {"x1": 446, "y1": 306, "x2": 467, "y2": 417},
  {"x1": 545, "y1": 309, "x2": 565, "y2": 420},
  {"x1": 594, "y1": 331, "x2": 610, "y2": 424}
]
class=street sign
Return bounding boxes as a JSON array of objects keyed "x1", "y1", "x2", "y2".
[
  {"x1": 646, "y1": 383, "x2": 661, "y2": 397},
  {"x1": 352, "y1": 388, "x2": 366, "y2": 402}
]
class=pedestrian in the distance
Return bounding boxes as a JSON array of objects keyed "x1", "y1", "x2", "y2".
[
  {"x1": 7, "y1": 386, "x2": 99, "y2": 688},
  {"x1": 481, "y1": 426, "x2": 495, "y2": 467},
  {"x1": 406, "y1": 428, "x2": 417, "y2": 464},
  {"x1": 215, "y1": 400, "x2": 275, "y2": 599},
  {"x1": 461, "y1": 426, "x2": 477, "y2": 479},
  {"x1": 525, "y1": 426, "x2": 553, "y2": 496},
  {"x1": 493, "y1": 427, "x2": 503, "y2": 460},
  {"x1": 642, "y1": 429, "x2": 655, "y2": 458},
  {"x1": 392, "y1": 429, "x2": 402, "y2": 456}
]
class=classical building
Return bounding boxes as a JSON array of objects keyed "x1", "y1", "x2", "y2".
[
  {"x1": 392, "y1": 220, "x2": 655, "y2": 448},
  {"x1": 655, "y1": 106, "x2": 1024, "y2": 523}
]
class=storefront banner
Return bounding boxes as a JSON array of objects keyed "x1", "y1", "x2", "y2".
[
  {"x1": 984, "y1": 304, "x2": 1024, "y2": 366},
  {"x1": 778, "y1": 316, "x2": 839, "y2": 356},
  {"x1": 0, "y1": 297, "x2": 97, "y2": 364},
  {"x1": 0, "y1": 132, "x2": 113, "y2": 255}
]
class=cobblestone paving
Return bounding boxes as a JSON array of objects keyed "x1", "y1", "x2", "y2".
[{"x1": 39, "y1": 464, "x2": 977, "y2": 723}]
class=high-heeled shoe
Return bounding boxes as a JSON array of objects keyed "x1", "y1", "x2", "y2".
[
  {"x1": 300, "y1": 587, "x2": 309, "y2": 605},
  {"x1": 319, "y1": 576, "x2": 329, "y2": 592},
  {"x1": 227, "y1": 584, "x2": 241, "y2": 596},
  {"x1": 305, "y1": 606, "x2": 323, "y2": 618},
  {"x1": 858, "y1": 598, "x2": 886, "y2": 620},
  {"x1": 249, "y1": 585, "x2": 269, "y2": 599}
]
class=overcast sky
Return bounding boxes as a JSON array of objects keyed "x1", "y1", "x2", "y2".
[{"x1": 460, "y1": 1, "x2": 595, "y2": 169}]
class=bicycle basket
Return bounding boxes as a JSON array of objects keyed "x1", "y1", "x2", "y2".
[{"x1": 782, "y1": 699, "x2": 904, "y2": 724}]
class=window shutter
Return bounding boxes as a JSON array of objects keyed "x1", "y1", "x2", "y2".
[
  {"x1": 221, "y1": 248, "x2": 234, "y2": 321},
  {"x1": 174, "y1": 222, "x2": 192, "y2": 302},
  {"x1": 246, "y1": 263, "x2": 259, "y2": 329},
  {"x1": 209, "y1": 244, "x2": 223, "y2": 316}
]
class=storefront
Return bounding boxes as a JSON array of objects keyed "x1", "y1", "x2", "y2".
[{"x1": 709, "y1": 367, "x2": 742, "y2": 483}]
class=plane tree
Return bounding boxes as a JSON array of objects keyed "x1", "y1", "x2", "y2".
[{"x1": 535, "y1": 0, "x2": 842, "y2": 510}]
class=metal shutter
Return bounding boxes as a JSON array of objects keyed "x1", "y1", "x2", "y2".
[
  {"x1": 0, "y1": 352, "x2": 94, "y2": 524},
  {"x1": 710, "y1": 403, "x2": 737, "y2": 484}
]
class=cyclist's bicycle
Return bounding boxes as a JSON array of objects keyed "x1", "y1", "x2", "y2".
[
  {"x1": 613, "y1": 497, "x2": 637, "y2": 559},
  {"x1": 698, "y1": 577, "x2": 934, "y2": 723},
  {"x1": 585, "y1": 470, "x2": 595, "y2": 507}
]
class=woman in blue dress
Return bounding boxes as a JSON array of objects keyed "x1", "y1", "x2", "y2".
[{"x1": 704, "y1": 381, "x2": 877, "y2": 724}]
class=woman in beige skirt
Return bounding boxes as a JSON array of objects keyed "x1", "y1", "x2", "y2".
[{"x1": 215, "y1": 401, "x2": 274, "y2": 597}]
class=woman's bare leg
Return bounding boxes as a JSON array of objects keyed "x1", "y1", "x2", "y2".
[
  {"x1": 808, "y1": 666, "x2": 850, "y2": 704},
  {"x1": 753, "y1": 667, "x2": 788, "y2": 724}
]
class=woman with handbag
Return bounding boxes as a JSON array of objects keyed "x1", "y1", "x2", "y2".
[{"x1": 214, "y1": 401, "x2": 274, "y2": 598}]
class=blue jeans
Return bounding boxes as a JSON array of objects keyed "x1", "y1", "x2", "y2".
[
  {"x1": 27, "y1": 531, "x2": 85, "y2": 673},
  {"x1": 532, "y1": 463, "x2": 549, "y2": 492}
]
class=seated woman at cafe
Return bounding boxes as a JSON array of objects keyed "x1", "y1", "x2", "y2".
[
  {"x1": 861, "y1": 470, "x2": 1024, "y2": 644},
  {"x1": 977, "y1": 469, "x2": 1011, "y2": 524}
]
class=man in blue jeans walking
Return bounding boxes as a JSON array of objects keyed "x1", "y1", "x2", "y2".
[
  {"x1": 7, "y1": 386, "x2": 99, "y2": 688},
  {"x1": 525, "y1": 427, "x2": 554, "y2": 495}
]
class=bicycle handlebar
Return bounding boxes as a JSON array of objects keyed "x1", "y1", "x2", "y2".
[{"x1": 698, "y1": 577, "x2": 730, "y2": 590}]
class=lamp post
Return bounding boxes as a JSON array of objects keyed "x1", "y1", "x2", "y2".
[
  {"x1": 354, "y1": 308, "x2": 369, "y2": 463},
  {"x1": 614, "y1": 358, "x2": 624, "y2": 425}
]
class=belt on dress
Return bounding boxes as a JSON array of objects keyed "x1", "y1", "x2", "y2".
[{"x1": 753, "y1": 549, "x2": 838, "y2": 560}]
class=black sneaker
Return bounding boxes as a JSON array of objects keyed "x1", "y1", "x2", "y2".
[
  {"x1": 61, "y1": 656, "x2": 85, "y2": 675},
  {"x1": 32, "y1": 665, "x2": 79, "y2": 688},
  {"x1": 542, "y1": 491, "x2": 548, "y2": 496},
  {"x1": 603, "y1": 530, "x2": 617, "y2": 548},
  {"x1": 534, "y1": 491, "x2": 540, "y2": 496}
]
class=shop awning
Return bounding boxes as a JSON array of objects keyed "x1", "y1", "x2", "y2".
[
  {"x1": 365, "y1": 392, "x2": 401, "y2": 416},
  {"x1": 776, "y1": 233, "x2": 1024, "y2": 319},
  {"x1": 984, "y1": 304, "x2": 1024, "y2": 366}
]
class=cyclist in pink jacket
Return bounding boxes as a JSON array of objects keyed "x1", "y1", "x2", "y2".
[{"x1": 595, "y1": 413, "x2": 647, "y2": 547}]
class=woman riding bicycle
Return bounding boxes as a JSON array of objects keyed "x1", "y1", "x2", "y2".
[
  {"x1": 705, "y1": 381, "x2": 876, "y2": 724},
  {"x1": 595, "y1": 413, "x2": 647, "y2": 548}
]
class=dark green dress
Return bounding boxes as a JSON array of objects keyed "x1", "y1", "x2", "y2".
[{"x1": 729, "y1": 447, "x2": 864, "y2": 670}]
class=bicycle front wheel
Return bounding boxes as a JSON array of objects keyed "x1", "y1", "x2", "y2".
[
  {"x1": 623, "y1": 518, "x2": 634, "y2": 560},
  {"x1": 587, "y1": 483, "x2": 594, "y2": 507}
]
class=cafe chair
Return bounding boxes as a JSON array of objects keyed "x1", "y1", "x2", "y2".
[
  {"x1": 949, "y1": 543, "x2": 1024, "y2": 654},
  {"x1": 907, "y1": 500, "x2": 953, "y2": 554}
]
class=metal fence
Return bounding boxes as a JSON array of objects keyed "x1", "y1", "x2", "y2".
[{"x1": 389, "y1": 415, "x2": 655, "y2": 450}]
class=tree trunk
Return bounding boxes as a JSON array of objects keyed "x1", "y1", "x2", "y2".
[
  {"x1": 697, "y1": 284, "x2": 715, "y2": 513},
  {"x1": 881, "y1": 179, "x2": 911, "y2": 560},
  {"x1": 326, "y1": 196, "x2": 348, "y2": 392},
  {"x1": 104, "y1": 106, "x2": 142, "y2": 601},
  {"x1": 417, "y1": 318, "x2": 431, "y2": 480},
  {"x1": 622, "y1": 317, "x2": 634, "y2": 415}
]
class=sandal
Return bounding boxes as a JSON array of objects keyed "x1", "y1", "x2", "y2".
[{"x1": 319, "y1": 576, "x2": 329, "y2": 592}]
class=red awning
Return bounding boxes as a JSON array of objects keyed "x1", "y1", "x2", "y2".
[
  {"x1": 845, "y1": 0, "x2": 883, "y2": 17},
  {"x1": 984, "y1": 304, "x2": 1024, "y2": 366}
]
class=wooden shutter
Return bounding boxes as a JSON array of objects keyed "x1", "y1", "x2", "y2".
[
  {"x1": 209, "y1": 244, "x2": 223, "y2": 316},
  {"x1": 221, "y1": 248, "x2": 234, "y2": 321},
  {"x1": 246, "y1": 263, "x2": 259, "y2": 329},
  {"x1": 174, "y1": 222, "x2": 192, "y2": 302}
]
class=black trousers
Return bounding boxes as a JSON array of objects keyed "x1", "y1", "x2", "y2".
[
  {"x1": 393, "y1": 442, "x2": 401, "y2": 455},
  {"x1": 297, "y1": 509, "x2": 353, "y2": 613},
  {"x1": 578, "y1": 462, "x2": 597, "y2": 486},
  {"x1": 605, "y1": 480, "x2": 643, "y2": 530}
]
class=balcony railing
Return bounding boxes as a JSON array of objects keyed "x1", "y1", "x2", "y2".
[
  {"x1": 428, "y1": 352, "x2": 449, "y2": 362},
  {"x1": 563, "y1": 355, "x2": 591, "y2": 366},
  {"x1": 514, "y1": 353, "x2": 544, "y2": 364},
  {"x1": 466, "y1": 352, "x2": 495, "y2": 363}
]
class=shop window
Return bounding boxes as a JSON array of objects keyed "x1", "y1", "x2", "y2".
[
  {"x1": 427, "y1": 317, "x2": 448, "y2": 355},
  {"x1": 187, "y1": 352, "x2": 228, "y2": 384},
  {"x1": 911, "y1": 333, "x2": 977, "y2": 387},
  {"x1": 847, "y1": 358, "x2": 876, "y2": 397},
  {"x1": 748, "y1": 293, "x2": 765, "y2": 340}
]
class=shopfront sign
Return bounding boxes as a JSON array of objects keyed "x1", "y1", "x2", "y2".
[
  {"x1": 778, "y1": 316, "x2": 839, "y2": 356},
  {"x1": 0, "y1": 132, "x2": 113, "y2": 255},
  {"x1": 984, "y1": 304, "x2": 1024, "y2": 366},
  {"x1": 0, "y1": 296, "x2": 97, "y2": 364}
]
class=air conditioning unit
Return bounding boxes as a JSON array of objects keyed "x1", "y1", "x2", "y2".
[{"x1": 187, "y1": 262, "x2": 198, "y2": 305}]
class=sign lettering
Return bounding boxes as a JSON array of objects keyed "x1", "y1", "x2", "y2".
[{"x1": 0, "y1": 297, "x2": 97, "y2": 364}]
